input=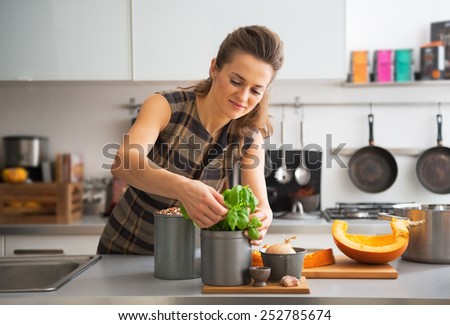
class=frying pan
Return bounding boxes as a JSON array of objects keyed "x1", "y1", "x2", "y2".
[
  {"x1": 348, "y1": 114, "x2": 398, "y2": 193},
  {"x1": 416, "y1": 114, "x2": 450, "y2": 194}
]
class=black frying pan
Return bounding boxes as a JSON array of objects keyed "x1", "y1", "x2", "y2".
[
  {"x1": 416, "y1": 114, "x2": 450, "y2": 194},
  {"x1": 348, "y1": 114, "x2": 398, "y2": 193}
]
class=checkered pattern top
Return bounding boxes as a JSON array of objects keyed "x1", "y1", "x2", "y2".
[{"x1": 97, "y1": 89, "x2": 256, "y2": 254}]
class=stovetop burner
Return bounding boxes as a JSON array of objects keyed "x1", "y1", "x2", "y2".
[{"x1": 323, "y1": 202, "x2": 398, "y2": 221}]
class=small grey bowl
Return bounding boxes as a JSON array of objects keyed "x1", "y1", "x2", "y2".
[
  {"x1": 249, "y1": 266, "x2": 271, "y2": 287},
  {"x1": 260, "y1": 247, "x2": 307, "y2": 281}
]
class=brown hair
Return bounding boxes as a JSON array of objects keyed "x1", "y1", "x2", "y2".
[{"x1": 194, "y1": 25, "x2": 284, "y2": 139}]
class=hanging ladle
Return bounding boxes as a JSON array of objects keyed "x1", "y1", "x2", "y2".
[
  {"x1": 294, "y1": 107, "x2": 311, "y2": 185},
  {"x1": 274, "y1": 107, "x2": 292, "y2": 184}
]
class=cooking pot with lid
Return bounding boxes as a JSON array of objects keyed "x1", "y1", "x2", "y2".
[{"x1": 382, "y1": 203, "x2": 450, "y2": 264}]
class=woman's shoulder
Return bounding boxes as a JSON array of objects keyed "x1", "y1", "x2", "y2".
[{"x1": 156, "y1": 88, "x2": 196, "y2": 105}]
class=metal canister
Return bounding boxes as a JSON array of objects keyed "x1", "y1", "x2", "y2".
[
  {"x1": 200, "y1": 230, "x2": 252, "y2": 286},
  {"x1": 154, "y1": 213, "x2": 200, "y2": 279}
]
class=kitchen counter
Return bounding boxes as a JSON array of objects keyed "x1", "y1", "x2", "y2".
[
  {"x1": 0, "y1": 213, "x2": 391, "y2": 236},
  {"x1": 0, "y1": 214, "x2": 394, "y2": 254},
  {"x1": 0, "y1": 214, "x2": 107, "y2": 236},
  {"x1": 1, "y1": 255, "x2": 449, "y2": 305}
]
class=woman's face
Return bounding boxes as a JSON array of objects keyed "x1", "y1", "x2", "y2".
[{"x1": 210, "y1": 52, "x2": 274, "y2": 120}]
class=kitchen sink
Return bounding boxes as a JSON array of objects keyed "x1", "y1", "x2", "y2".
[{"x1": 0, "y1": 254, "x2": 101, "y2": 293}]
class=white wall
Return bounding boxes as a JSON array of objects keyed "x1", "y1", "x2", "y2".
[
  {"x1": 1, "y1": 0, "x2": 450, "y2": 209},
  {"x1": 0, "y1": 80, "x2": 188, "y2": 177},
  {"x1": 268, "y1": 80, "x2": 450, "y2": 208},
  {"x1": 347, "y1": 0, "x2": 450, "y2": 67}
]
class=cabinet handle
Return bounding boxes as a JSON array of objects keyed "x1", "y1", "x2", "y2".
[{"x1": 13, "y1": 249, "x2": 65, "y2": 255}]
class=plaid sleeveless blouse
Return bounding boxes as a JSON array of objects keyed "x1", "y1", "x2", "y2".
[{"x1": 97, "y1": 89, "x2": 255, "y2": 254}]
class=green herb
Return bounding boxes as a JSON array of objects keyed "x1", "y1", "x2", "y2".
[{"x1": 181, "y1": 185, "x2": 262, "y2": 240}]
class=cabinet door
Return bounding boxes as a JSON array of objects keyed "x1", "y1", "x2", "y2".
[
  {"x1": 132, "y1": 0, "x2": 345, "y2": 80},
  {"x1": 4, "y1": 235, "x2": 100, "y2": 256},
  {"x1": 0, "y1": 0, "x2": 131, "y2": 80}
]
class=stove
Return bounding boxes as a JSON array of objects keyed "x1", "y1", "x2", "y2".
[{"x1": 323, "y1": 202, "x2": 400, "y2": 221}]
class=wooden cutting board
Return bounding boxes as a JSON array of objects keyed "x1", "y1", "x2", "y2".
[
  {"x1": 202, "y1": 276, "x2": 310, "y2": 294},
  {"x1": 301, "y1": 255, "x2": 398, "y2": 279}
]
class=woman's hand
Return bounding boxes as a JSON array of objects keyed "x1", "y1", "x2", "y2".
[
  {"x1": 245, "y1": 207, "x2": 272, "y2": 246},
  {"x1": 239, "y1": 131, "x2": 274, "y2": 246},
  {"x1": 177, "y1": 179, "x2": 228, "y2": 228}
]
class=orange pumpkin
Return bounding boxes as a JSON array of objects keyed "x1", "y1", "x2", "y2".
[
  {"x1": 252, "y1": 244, "x2": 269, "y2": 267},
  {"x1": 2, "y1": 167, "x2": 28, "y2": 184},
  {"x1": 7, "y1": 200, "x2": 24, "y2": 208},
  {"x1": 24, "y1": 201, "x2": 42, "y2": 209},
  {"x1": 303, "y1": 248, "x2": 336, "y2": 268},
  {"x1": 251, "y1": 250, "x2": 263, "y2": 267},
  {"x1": 331, "y1": 219, "x2": 422, "y2": 264}
]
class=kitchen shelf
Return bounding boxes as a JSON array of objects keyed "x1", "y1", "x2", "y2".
[
  {"x1": 341, "y1": 80, "x2": 450, "y2": 88},
  {"x1": 270, "y1": 101, "x2": 450, "y2": 108}
]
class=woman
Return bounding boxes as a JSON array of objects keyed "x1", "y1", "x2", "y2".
[{"x1": 97, "y1": 25, "x2": 284, "y2": 254}]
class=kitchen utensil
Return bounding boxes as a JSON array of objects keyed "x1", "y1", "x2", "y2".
[
  {"x1": 249, "y1": 266, "x2": 271, "y2": 287},
  {"x1": 297, "y1": 194, "x2": 320, "y2": 212},
  {"x1": 202, "y1": 276, "x2": 310, "y2": 294},
  {"x1": 260, "y1": 247, "x2": 306, "y2": 281},
  {"x1": 266, "y1": 186, "x2": 278, "y2": 207},
  {"x1": 301, "y1": 255, "x2": 398, "y2": 279},
  {"x1": 2, "y1": 136, "x2": 49, "y2": 168},
  {"x1": 415, "y1": 114, "x2": 450, "y2": 194},
  {"x1": 274, "y1": 109, "x2": 292, "y2": 184},
  {"x1": 378, "y1": 203, "x2": 450, "y2": 264},
  {"x1": 83, "y1": 178, "x2": 108, "y2": 215},
  {"x1": 154, "y1": 213, "x2": 201, "y2": 279},
  {"x1": 348, "y1": 114, "x2": 398, "y2": 193},
  {"x1": 295, "y1": 119, "x2": 311, "y2": 185},
  {"x1": 264, "y1": 150, "x2": 274, "y2": 178}
]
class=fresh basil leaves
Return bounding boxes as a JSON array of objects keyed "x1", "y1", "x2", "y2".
[{"x1": 181, "y1": 185, "x2": 262, "y2": 240}]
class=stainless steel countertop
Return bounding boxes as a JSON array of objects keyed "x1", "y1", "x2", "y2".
[{"x1": 0, "y1": 255, "x2": 449, "y2": 305}]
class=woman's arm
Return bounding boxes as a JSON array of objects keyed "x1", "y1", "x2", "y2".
[
  {"x1": 111, "y1": 94, "x2": 227, "y2": 228},
  {"x1": 240, "y1": 131, "x2": 273, "y2": 246}
]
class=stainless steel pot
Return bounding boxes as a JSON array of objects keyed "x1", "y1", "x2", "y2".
[
  {"x1": 2, "y1": 136, "x2": 49, "y2": 167},
  {"x1": 381, "y1": 203, "x2": 450, "y2": 264}
]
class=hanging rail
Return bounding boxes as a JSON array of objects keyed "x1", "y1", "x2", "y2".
[{"x1": 269, "y1": 101, "x2": 450, "y2": 108}]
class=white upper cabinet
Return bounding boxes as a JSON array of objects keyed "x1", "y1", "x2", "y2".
[
  {"x1": 132, "y1": 0, "x2": 345, "y2": 81},
  {"x1": 0, "y1": 0, "x2": 345, "y2": 81},
  {"x1": 0, "y1": 0, "x2": 131, "y2": 81}
]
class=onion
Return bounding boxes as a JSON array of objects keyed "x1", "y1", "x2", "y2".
[{"x1": 265, "y1": 236, "x2": 297, "y2": 254}]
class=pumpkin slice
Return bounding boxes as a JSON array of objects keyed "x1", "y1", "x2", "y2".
[
  {"x1": 252, "y1": 250, "x2": 263, "y2": 266},
  {"x1": 303, "y1": 248, "x2": 335, "y2": 268},
  {"x1": 252, "y1": 244, "x2": 270, "y2": 266},
  {"x1": 331, "y1": 219, "x2": 423, "y2": 264}
]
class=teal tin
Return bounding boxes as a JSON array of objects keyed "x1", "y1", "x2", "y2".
[{"x1": 395, "y1": 49, "x2": 414, "y2": 82}]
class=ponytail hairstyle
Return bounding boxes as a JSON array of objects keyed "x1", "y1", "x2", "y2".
[{"x1": 194, "y1": 25, "x2": 284, "y2": 139}]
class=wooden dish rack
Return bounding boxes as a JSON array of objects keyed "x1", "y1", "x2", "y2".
[{"x1": 0, "y1": 182, "x2": 83, "y2": 224}]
